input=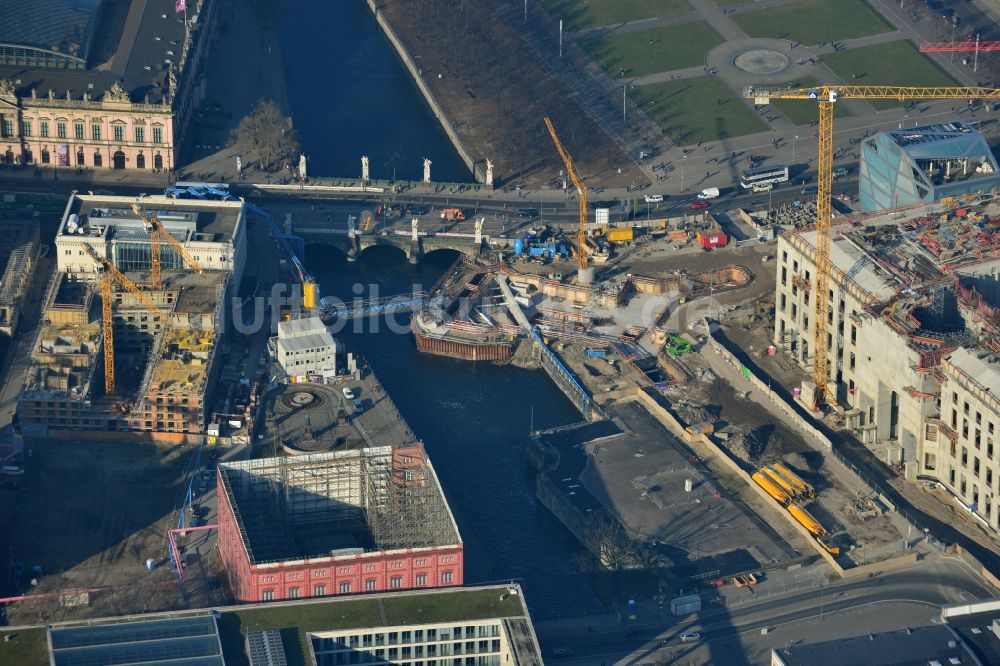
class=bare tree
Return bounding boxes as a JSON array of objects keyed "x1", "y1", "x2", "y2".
[{"x1": 229, "y1": 99, "x2": 299, "y2": 171}]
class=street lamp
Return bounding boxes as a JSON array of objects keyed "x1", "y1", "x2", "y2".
[
  {"x1": 792, "y1": 135, "x2": 799, "y2": 163},
  {"x1": 681, "y1": 154, "x2": 687, "y2": 191}
]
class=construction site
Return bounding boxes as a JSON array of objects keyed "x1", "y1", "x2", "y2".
[
  {"x1": 18, "y1": 193, "x2": 246, "y2": 442},
  {"x1": 215, "y1": 445, "x2": 464, "y2": 602}
]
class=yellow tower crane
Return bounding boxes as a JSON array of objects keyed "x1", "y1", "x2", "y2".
[
  {"x1": 81, "y1": 243, "x2": 171, "y2": 394},
  {"x1": 744, "y1": 85, "x2": 1000, "y2": 408},
  {"x1": 544, "y1": 116, "x2": 593, "y2": 285},
  {"x1": 131, "y1": 202, "x2": 205, "y2": 290}
]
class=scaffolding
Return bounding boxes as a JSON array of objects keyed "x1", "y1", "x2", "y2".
[{"x1": 219, "y1": 446, "x2": 459, "y2": 565}]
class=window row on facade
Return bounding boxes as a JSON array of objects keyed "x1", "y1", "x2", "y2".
[
  {"x1": 260, "y1": 571, "x2": 455, "y2": 600},
  {"x1": 2, "y1": 119, "x2": 163, "y2": 143}
]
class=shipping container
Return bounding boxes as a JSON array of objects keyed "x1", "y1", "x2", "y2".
[
  {"x1": 696, "y1": 230, "x2": 728, "y2": 249},
  {"x1": 513, "y1": 238, "x2": 525, "y2": 255},
  {"x1": 670, "y1": 594, "x2": 702, "y2": 615},
  {"x1": 607, "y1": 227, "x2": 634, "y2": 243}
]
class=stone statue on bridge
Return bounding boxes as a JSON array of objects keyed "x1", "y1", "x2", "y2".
[
  {"x1": 423, "y1": 158, "x2": 432, "y2": 184},
  {"x1": 361, "y1": 156, "x2": 370, "y2": 184},
  {"x1": 474, "y1": 217, "x2": 484, "y2": 245},
  {"x1": 485, "y1": 158, "x2": 494, "y2": 190},
  {"x1": 411, "y1": 217, "x2": 420, "y2": 243}
]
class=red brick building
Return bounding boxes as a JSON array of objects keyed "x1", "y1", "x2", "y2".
[{"x1": 216, "y1": 445, "x2": 464, "y2": 603}]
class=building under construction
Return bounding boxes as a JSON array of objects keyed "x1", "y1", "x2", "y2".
[
  {"x1": 0, "y1": 220, "x2": 41, "y2": 338},
  {"x1": 216, "y1": 445, "x2": 464, "y2": 603},
  {"x1": 18, "y1": 193, "x2": 245, "y2": 442},
  {"x1": 774, "y1": 193, "x2": 1000, "y2": 531}
]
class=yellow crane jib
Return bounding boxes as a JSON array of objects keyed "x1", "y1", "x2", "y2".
[
  {"x1": 132, "y1": 201, "x2": 205, "y2": 276},
  {"x1": 81, "y1": 243, "x2": 171, "y2": 323},
  {"x1": 543, "y1": 116, "x2": 592, "y2": 284},
  {"x1": 743, "y1": 84, "x2": 1000, "y2": 409}
]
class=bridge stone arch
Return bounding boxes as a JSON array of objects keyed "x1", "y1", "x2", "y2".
[{"x1": 358, "y1": 237, "x2": 412, "y2": 261}]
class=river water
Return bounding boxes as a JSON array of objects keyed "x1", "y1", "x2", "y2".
[
  {"x1": 307, "y1": 246, "x2": 603, "y2": 619},
  {"x1": 278, "y1": 0, "x2": 472, "y2": 183},
  {"x1": 280, "y1": 0, "x2": 603, "y2": 619}
]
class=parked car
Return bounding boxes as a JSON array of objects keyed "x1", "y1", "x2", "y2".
[
  {"x1": 342, "y1": 387, "x2": 356, "y2": 400},
  {"x1": 832, "y1": 167, "x2": 849, "y2": 179},
  {"x1": 679, "y1": 631, "x2": 700, "y2": 643},
  {"x1": 801, "y1": 186, "x2": 818, "y2": 195},
  {"x1": 517, "y1": 208, "x2": 538, "y2": 217},
  {"x1": 690, "y1": 201, "x2": 709, "y2": 210}
]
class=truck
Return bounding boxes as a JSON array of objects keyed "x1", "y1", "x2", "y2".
[
  {"x1": 644, "y1": 194, "x2": 664, "y2": 203},
  {"x1": 733, "y1": 573, "x2": 757, "y2": 587},
  {"x1": 670, "y1": 594, "x2": 702, "y2": 616},
  {"x1": 697, "y1": 187, "x2": 720, "y2": 199},
  {"x1": 440, "y1": 208, "x2": 465, "y2": 221},
  {"x1": 606, "y1": 227, "x2": 634, "y2": 243}
]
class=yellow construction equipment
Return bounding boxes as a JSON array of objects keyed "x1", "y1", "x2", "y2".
[
  {"x1": 752, "y1": 471, "x2": 792, "y2": 506},
  {"x1": 770, "y1": 462, "x2": 814, "y2": 499},
  {"x1": 787, "y1": 503, "x2": 827, "y2": 537},
  {"x1": 743, "y1": 85, "x2": 1000, "y2": 408},
  {"x1": 81, "y1": 243, "x2": 171, "y2": 395},
  {"x1": 131, "y1": 202, "x2": 205, "y2": 284},
  {"x1": 100, "y1": 276, "x2": 115, "y2": 394},
  {"x1": 544, "y1": 116, "x2": 591, "y2": 284},
  {"x1": 761, "y1": 465, "x2": 800, "y2": 499}
]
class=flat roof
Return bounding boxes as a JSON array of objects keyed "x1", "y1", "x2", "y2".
[
  {"x1": 947, "y1": 611, "x2": 1000, "y2": 666},
  {"x1": 774, "y1": 625, "x2": 973, "y2": 666},
  {"x1": 48, "y1": 613, "x2": 224, "y2": 666},
  {"x1": 279, "y1": 332, "x2": 335, "y2": 354},
  {"x1": 219, "y1": 447, "x2": 461, "y2": 565},
  {"x1": 63, "y1": 194, "x2": 243, "y2": 244},
  {"x1": 887, "y1": 121, "x2": 981, "y2": 150},
  {"x1": 277, "y1": 317, "x2": 328, "y2": 337},
  {"x1": 792, "y1": 227, "x2": 898, "y2": 301},
  {"x1": 148, "y1": 329, "x2": 214, "y2": 395},
  {"x1": 0, "y1": 585, "x2": 538, "y2": 666},
  {"x1": 0, "y1": 0, "x2": 194, "y2": 104}
]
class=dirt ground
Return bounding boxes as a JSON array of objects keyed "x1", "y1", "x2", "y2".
[
  {"x1": 378, "y1": 0, "x2": 636, "y2": 188},
  {"x1": 4, "y1": 440, "x2": 195, "y2": 624},
  {"x1": 669, "y1": 371, "x2": 907, "y2": 568}
]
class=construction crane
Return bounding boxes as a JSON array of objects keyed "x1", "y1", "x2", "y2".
[
  {"x1": 544, "y1": 116, "x2": 593, "y2": 285},
  {"x1": 131, "y1": 202, "x2": 205, "y2": 289},
  {"x1": 920, "y1": 36, "x2": 993, "y2": 72},
  {"x1": 744, "y1": 84, "x2": 1000, "y2": 409},
  {"x1": 81, "y1": 243, "x2": 172, "y2": 394}
]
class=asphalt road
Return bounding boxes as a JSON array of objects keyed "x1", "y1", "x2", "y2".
[{"x1": 540, "y1": 556, "x2": 993, "y2": 665}]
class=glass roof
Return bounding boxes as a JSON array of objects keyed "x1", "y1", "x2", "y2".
[
  {"x1": 50, "y1": 615, "x2": 225, "y2": 666},
  {"x1": 0, "y1": 0, "x2": 105, "y2": 65}
]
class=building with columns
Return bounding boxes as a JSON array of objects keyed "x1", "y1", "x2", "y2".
[{"x1": 0, "y1": 0, "x2": 219, "y2": 172}]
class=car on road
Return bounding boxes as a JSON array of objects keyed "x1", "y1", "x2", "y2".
[
  {"x1": 679, "y1": 631, "x2": 700, "y2": 643},
  {"x1": 832, "y1": 167, "x2": 849, "y2": 179},
  {"x1": 404, "y1": 206, "x2": 429, "y2": 216},
  {"x1": 517, "y1": 208, "x2": 538, "y2": 217},
  {"x1": 941, "y1": 8, "x2": 955, "y2": 18},
  {"x1": 342, "y1": 387, "x2": 356, "y2": 400},
  {"x1": 801, "y1": 186, "x2": 818, "y2": 195},
  {"x1": 550, "y1": 648, "x2": 573, "y2": 658},
  {"x1": 690, "y1": 201, "x2": 709, "y2": 210}
]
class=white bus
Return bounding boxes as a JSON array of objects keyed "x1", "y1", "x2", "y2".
[{"x1": 740, "y1": 165, "x2": 789, "y2": 190}]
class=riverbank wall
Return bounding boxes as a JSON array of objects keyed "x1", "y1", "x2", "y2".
[{"x1": 365, "y1": 0, "x2": 477, "y2": 178}]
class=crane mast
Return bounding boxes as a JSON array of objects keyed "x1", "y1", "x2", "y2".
[
  {"x1": 544, "y1": 116, "x2": 593, "y2": 284},
  {"x1": 131, "y1": 202, "x2": 205, "y2": 283},
  {"x1": 744, "y1": 84, "x2": 1000, "y2": 409}
]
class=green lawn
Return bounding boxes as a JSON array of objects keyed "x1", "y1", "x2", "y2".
[
  {"x1": 822, "y1": 40, "x2": 958, "y2": 110},
  {"x1": 540, "y1": 0, "x2": 691, "y2": 31},
  {"x1": 218, "y1": 588, "x2": 527, "y2": 666},
  {"x1": 0, "y1": 628, "x2": 49, "y2": 666},
  {"x1": 730, "y1": 0, "x2": 893, "y2": 45},
  {"x1": 630, "y1": 76, "x2": 769, "y2": 145},
  {"x1": 582, "y1": 22, "x2": 724, "y2": 77},
  {"x1": 767, "y1": 78, "x2": 853, "y2": 125}
]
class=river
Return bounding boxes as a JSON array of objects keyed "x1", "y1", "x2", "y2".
[
  {"x1": 306, "y1": 245, "x2": 603, "y2": 619},
  {"x1": 278, "y1": 0, "x2": 473, "y2": 183}
]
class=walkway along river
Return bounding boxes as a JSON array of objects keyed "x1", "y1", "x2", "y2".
[{"x1": 308, "y1": 244, "x2": 603, "y2": 619}]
